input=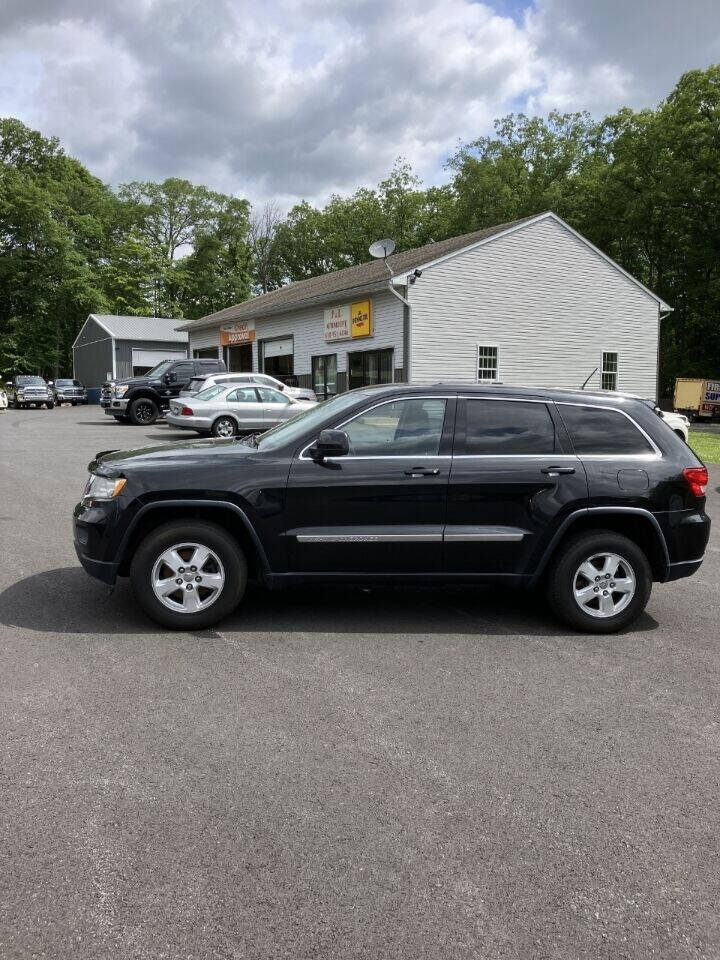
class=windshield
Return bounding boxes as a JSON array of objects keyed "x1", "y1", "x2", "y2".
[
  {"x1": 144, "y1": 360, "x2": 175, "y2": 379},
  {"x1": 195, "y1": 384, "x2": 227, "y2": 401},
  {"x1": 256, "y1": 391, "x2": 367, "y2": 452},
  {"x1": 17, "y1": 376, "x2": 46, "y2": 386},
  {"x1": 56, "y1": 379, "x2": 81, "y2": 387}
]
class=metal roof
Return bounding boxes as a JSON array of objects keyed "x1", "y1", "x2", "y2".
[{"x1": 89, "y1": 315, "x2": 188, "y2": 342}]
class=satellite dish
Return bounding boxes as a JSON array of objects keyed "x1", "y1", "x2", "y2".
[{"x1": 369, "y1": 238, "x2": 396, "y2": 259}]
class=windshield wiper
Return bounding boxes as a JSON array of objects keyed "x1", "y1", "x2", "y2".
[{"x1": 238, "y1": 432, "x2": 259, "y2": 447}]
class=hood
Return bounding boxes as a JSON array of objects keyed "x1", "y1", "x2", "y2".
[
  {"x1": 113, "y1": 375, "x2": 160, "y2": 388},
  {"x1": 89, "y1": 435, "x2": 258, "y2": 475}
]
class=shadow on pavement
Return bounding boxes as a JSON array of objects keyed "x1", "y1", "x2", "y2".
[{"x1": 0, "y1": 565, "x2": 659, "y2": 638}]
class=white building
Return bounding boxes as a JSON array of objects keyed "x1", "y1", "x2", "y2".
[{"x1": 177, "y1": 212, "x2": 671, "y2": 400}]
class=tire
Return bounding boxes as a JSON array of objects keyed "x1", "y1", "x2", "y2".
[
  {"x1": 130, "y1": 520, "x2": 247, "y2": 629},
  {"x1": 46, "y1": 403, "x2": 54, "y2": 409},
  {"x1": 129, "y1": 396, "x2": 159, "y2": 426},
  {"x1": 546, "y1": 530, "x2": 652, "y2": 634},
  {"x1": 211, "y1": 416, "x2": 237, "y2": 438}
]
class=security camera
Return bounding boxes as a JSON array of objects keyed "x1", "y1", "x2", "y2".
[{"x1": 413, "y1": 269, "x2": 422, "y2": 278}]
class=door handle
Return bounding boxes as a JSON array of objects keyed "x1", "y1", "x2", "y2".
[
  {"x1": 541, "y1": 466, "x2": 576, "y2": 476},
  {"x1": 404, "y1": 467, "x2": 441, "y2": 477}
]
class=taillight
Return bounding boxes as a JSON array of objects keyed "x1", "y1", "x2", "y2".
[
  {"x1": 180, "y1": 406, "x2": 193, "y2": 416},
  {"x1": 683, "y1": 466, "x2": 708, "y2": 498}
]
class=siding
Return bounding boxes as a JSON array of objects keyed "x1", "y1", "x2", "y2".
[
  {"x1": 73, "y1": 338, "x2": 114, "y2": 387},
  {"x1": 115, "y1": 339, "x2": 189, "y2": 379},
  {"x1": 189, "y1": 289, "x2": 405, "y2": 382},
  {"x1": 74, "y1": 316, "x2": 111, "y2": 349},
  {"x1": 409, "y1": 217, "x2": 660, "y2": 398}
]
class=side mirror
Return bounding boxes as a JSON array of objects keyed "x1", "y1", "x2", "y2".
[
  {"x1": 309, "y1": 429, "x2": 349, "y2": 460},
  {"x1": 164, "y1": 372, "x2": 176, "y2": 383}
]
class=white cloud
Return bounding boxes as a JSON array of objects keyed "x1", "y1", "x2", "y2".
[{"x1": 0, "y1": 0, "x2": 718, "y2": 207}]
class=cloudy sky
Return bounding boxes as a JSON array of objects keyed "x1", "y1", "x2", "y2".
[{"x1": 1, "y1": 0, "x2": 719, "y2": 208}]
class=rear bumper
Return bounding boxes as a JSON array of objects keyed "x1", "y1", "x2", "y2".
[
  {"x1": 664, "y1": 557, "x2": 705, "y2": 582},
  {"x1": 166, "y1": 413, "x2": 210, "y2": 431}
]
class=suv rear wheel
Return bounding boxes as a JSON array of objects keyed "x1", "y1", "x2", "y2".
[
  {"x1": 129, "y1": 396, "x2": 159, "y2": 426},
  {"x1": 130, "y1": 520, "x2": 247, "y2": 629},
  {"x1": 546, "y1": 530, "x2": 652, "y2": 633}
]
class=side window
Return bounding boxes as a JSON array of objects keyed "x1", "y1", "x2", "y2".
[
  {"x1": 558, "y1": 404, "x2": 654, "y2": 455},
  {"x1": 226, "y1": 388, "x2": 259, "y2": 403},
  {"x1": 463, "y1": 400, "x2": 556, "y2": 455},
  {"x1": 257, "y1": 387, "x2": 290, "y2": 404},
  {"x1": 171, "y1": 362, "x2": 194, "y2": 382},
  {"x1": 343, "y1": 398, "x2": 447, "y2": 456}
]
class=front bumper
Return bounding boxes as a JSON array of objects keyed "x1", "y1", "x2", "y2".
[
  {"x1": 104, "y1": 398, "x2": 129, "y2": 416},
  {"x1": 73, "y1": 499, "x2": 122, "y2": 585},
  {"x1": 57, "y1": 393, "x2": 87, "y2": 403}
]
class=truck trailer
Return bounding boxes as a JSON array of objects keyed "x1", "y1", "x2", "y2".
[{"x1": 674, "y1": 378, "x2": 720, "y2": 420}]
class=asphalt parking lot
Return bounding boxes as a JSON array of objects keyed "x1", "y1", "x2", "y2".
[{"x1": 1, "y1": 405, "x2": 719, "y2": 960}]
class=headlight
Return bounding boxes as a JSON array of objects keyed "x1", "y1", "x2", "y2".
[
  {"x1": 82, "y1": 474, "x2": 127, "y2": 502},
  {"x1": 114, "y1": 385, "x2": 129, "y2": 398},
  {"x1": 17, "y1": 389, "x2": 24, "y2": 396}
]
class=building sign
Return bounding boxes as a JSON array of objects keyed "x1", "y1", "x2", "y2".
[
  {"x1": 324, "y1": 300, "x2": 373, "y2": 342},
  {"x1": 220, "y1": 319, "x2": 255, "y2": 346},
  {"x1": 350, "y1": 300, "x2": 372, "y2": 338},
  {"x1": 704, "y1": 381, "x2": 720, "y2": 402}
]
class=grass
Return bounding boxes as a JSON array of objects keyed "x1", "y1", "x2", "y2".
[{"x1": 688, "y1": 431, "x2": 720, "y2": 464}]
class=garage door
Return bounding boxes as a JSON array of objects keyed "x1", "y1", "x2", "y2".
[
  {"x1": 132, "y1": 348, "x2": 187, "y2": 368},
  {"x1": 263, "y1": 338, "x2": 293, "y2": 358}
]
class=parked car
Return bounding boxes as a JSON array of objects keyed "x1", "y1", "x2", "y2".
[
  {"x1": 105, "y1": 357, "x2": 226, "y2": 425},
  {"x1": 660, "y1": 409, "x2": 690, "y2": 442},
  {"x1": 166, "y1": 383, "x2": 316, "y2": 437},
  {"x1": 53, "y1": 378, "x2": 88, "y2": 406},
  {"x1": 180, "y1": 371, "x2": 318, "y2": 403},
  {"x1": 74, "y1": 384, "x2": 710, "y2": 633},
  {"x1": 5, "y1": 376, "x2": 54, "y2": 409},
  {"x1": 0, "y1": 387, "x2": 7, "y2": 412}
]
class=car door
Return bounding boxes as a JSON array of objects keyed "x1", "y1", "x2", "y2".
[
  {"x1": 256, "y1": 386, "x2": 296, "y2": 426},
  {"x1": 285, "y1": 395, "x2": 454, "y2": 574},
  {"x1": 225, "y1": 387, "x2": 265, "y2": 431},
  {"x1": 444, "y1": 397, "x2": 588, "y2": 575}
]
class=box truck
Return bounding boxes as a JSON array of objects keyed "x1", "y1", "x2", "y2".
[{"x1": 674, "y1": 378, "x2": 720, "y2": 420}]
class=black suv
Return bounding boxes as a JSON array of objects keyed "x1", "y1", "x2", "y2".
[
  {"x1": 74, "y1": 385, "x2": 711, "y2": 633},
  {"x1": 105, "y1": 357, "x2": 226, "y2": 425}
]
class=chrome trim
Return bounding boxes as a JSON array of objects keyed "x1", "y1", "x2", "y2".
[
  {"x1": 296, "y1": 533, "x2": 443, "y2": 543},
  {"x1": 451, "y1": 454, "x2": 577, "y2": 460},
  {"x1": 444, "y1": 526, "x2": 528, "y2": 542},
  {"x1": 668, "y1": 556, "x2": 704, "y2": 567}
]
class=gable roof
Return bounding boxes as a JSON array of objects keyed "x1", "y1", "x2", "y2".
[
  {"x1": 87, "y1": 314, "x2": 188, "y2": 342},
  {"x1": 177, "y1": 211, "x2": 671, "y2": 332}
]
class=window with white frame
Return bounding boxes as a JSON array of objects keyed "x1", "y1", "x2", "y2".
[
  {"x1": 601, "y1": 351, "x2": 618, "y2": 390},
  {"x1": 477, "y1": 345, "x2": 499, "y2": 382}
]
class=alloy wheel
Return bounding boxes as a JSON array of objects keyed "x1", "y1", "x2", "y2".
[
  {"x1": 572, "y1": 552, "x2": 636, "y2": 619},
  {"x1": 151, "y1": 542, "x2": 226, "y2": 613},
  {"x1": 134, "y1": 401, "x2": 155, "y2": 424},
  {"x1": 214, "y1": 418, "x2": 235, "y2": 438}
]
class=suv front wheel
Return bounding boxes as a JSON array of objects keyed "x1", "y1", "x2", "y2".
[
  {"x1": 547, "y1": 530, "x2": 652, "y2": 634},
  {"x1": 130, "y1": 520, "x2": 247, "y2": 629}
]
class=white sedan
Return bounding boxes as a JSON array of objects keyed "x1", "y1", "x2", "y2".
[
  {"x1": 166, "y1": 383, "x2": 316, "y2": 438},
  {"x1": 660, "y1": 409, "x2": 690, "y2": 442},
  {"x1": 0, "y1": 388, "x2": 7, "y2": 411}
]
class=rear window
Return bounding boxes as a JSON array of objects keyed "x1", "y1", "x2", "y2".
[
  {"x1": 558, "y1": 404, "x2": 654, "y2": 455},
  {"x1": 463, "y1": 400, "x2": 557, "y2": 455}
]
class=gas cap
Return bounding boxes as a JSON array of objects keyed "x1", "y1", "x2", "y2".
[{"x1": 617, "y1": 469, "x2": 649, "y2": 492}]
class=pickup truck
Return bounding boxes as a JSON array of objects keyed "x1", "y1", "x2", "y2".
[{"x1": 104, "y1": 357, "x2": 226, "y2": 425}]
